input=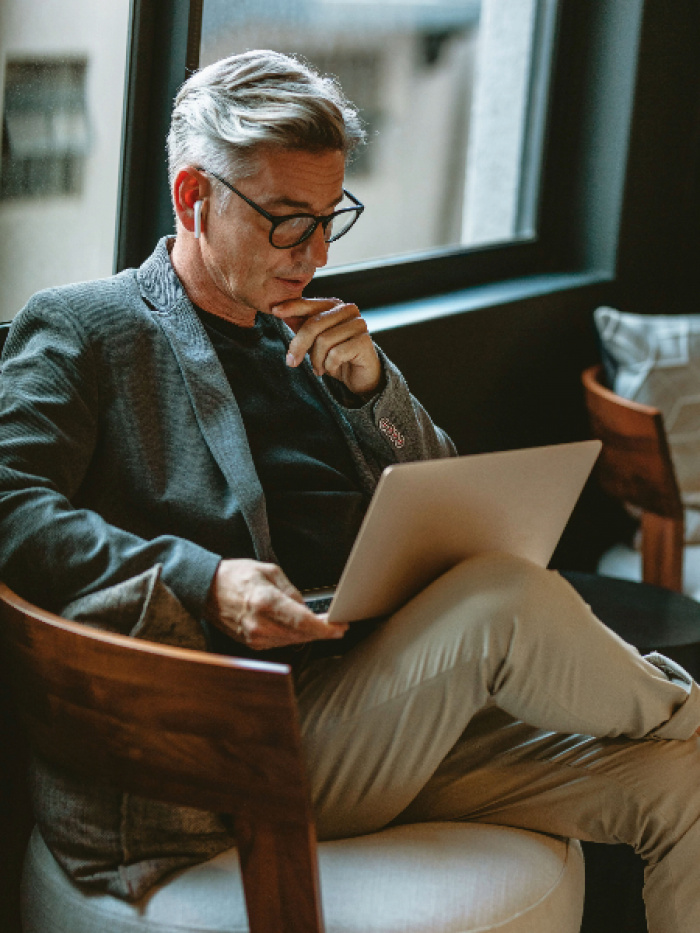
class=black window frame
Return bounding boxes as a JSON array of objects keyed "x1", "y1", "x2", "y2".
[{"x1": 114, "y1": 0, "x2": 649, "y2": 313}]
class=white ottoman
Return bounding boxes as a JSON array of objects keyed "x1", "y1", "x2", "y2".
[
  {"x1": 599, "y1": 540, "x2": 700, "y2": 600},
  {"x1": 22, "y1": 822, "x2": 584, "y2": 933}
]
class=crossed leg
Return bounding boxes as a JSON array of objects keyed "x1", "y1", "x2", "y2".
[
  {"x1": 399, "y1": 708, "x2": 700, "y2": 933},
  {"x1": 296, "y1": 553, "x2": 700, "y2": 933}
]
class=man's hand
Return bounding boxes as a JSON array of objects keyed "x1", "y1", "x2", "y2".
[
  {"x1": 204, "y1": 558, "x2": 348, "y2": 650},
  {"x1": 271, "y1": 297, "x2": 382, "y2": 397}
]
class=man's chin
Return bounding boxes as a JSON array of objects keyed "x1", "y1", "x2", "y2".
[{"x1": 262, "y1": 291, "x2": 307, "y2": 317}]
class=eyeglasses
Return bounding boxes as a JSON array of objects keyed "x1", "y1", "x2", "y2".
[{"x1": 196, "y1": 166, "x2": 364, "y2": 249}]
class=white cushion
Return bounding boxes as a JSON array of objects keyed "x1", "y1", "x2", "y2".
[
  {"x1": 594, "y1": 306, "x2": 700, "y2": 540},
  {"x1": 599, "y1": 541, "x2": 700, "y2": 601},
  {"x1": 22, "y1": 822, "x2": 585, "y2": 933}
]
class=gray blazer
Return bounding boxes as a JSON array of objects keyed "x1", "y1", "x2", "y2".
[{"x1": 0, "y1": 238, "x2": 455, "y2": 616}]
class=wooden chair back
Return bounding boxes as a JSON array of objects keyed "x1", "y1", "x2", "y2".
[
  {"x1": 581, "y1": 363, "x2": 684, "y2": 591},
  {"x1": 0, "y1": 584, "x2": 323, "y2": 933}
]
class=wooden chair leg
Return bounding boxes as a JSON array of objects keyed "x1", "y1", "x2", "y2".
[
  {"x1": 641, "y1": 512, "x2": 684, "y2": 592},
  {"x1": 236, "y1": 816, "x2": 324, "y2": 933}
]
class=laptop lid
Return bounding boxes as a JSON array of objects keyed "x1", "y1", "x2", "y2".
[{"x1": 323, "y1": 439, "x2": 601, "y2": 623}]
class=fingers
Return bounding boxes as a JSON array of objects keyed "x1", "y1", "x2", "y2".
[
  {"x1": 271, "y1": 297, "x2": 381, "y2": 396},
  {"x1": 240, "y1": 585, "x2": 347, "y2": 651},
  {"x1": 303, "y1": 318, "x2": 369, "y2": 376},
  {"x1": 263, "y1": 561, "x2": 304, "y2": 601},
  {"x1": 208, "y1": 558, "x2": 348, "y2": 651},
  {"x1": 270, "y1": 297, "x2": 339, "y2": 336},
  {"x1": 272, "y1": 298, "x2": 356, "y2": 364}
]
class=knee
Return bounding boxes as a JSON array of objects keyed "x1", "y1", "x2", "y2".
[
  {"x1": 391, "y1": 553, "x2": 581, "y2": 655},
  {"x1": 404, "y1": 552, "x2": 558, "y2": 641},
  {"x1": 438, "y1": 552, "x2": 556, "y2": 616}
]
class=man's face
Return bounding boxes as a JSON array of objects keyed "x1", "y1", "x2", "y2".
[{"x1": 200, "y1": 146, "x2": 346, "y2": 320}]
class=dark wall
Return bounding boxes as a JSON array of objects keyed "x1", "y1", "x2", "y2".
[
  {"x1": 374, "y1": 283, "x2": 606, "y2": 459},
  {"x1": 615, "y1": 0, "x2": 700, "y2": 316}
]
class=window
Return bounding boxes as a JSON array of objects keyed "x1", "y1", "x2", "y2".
[
  {"x1": 117, "y1": 1, "x2": 646, "y2": 315},
  {"x1": 0, "y1": 1, "x2": 131, "y2": 322},
  {"x1": 1, "y1": 59, "x2": 90, "y2": 201},
  {"x1": 199, "y1": 0, "x2": 558, "y2": 269}
]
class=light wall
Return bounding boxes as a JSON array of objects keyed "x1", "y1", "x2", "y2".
[{"x1": 0, "y1": 0, "x2": 131, "y2": 321}]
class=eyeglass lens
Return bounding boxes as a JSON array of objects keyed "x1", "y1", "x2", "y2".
[{"x1": 271, "y1": 208, "x2": 360, "y2": 248}]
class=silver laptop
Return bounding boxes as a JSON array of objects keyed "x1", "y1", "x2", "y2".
[{"x1": 303, "y1": 439, "x2": 601, "y2": 623}]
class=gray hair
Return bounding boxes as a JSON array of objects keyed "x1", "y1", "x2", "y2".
[{"x1": 167, "y1": 49, "x2": 366, "y2": 205}]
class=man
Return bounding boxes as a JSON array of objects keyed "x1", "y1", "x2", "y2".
[{"x1": 0, "y1": 50, "x2": 698, "y2": 931}]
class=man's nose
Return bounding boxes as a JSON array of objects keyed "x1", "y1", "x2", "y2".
[{"x1": 294, "y1": 224, "x2": 329, "y2": 268}]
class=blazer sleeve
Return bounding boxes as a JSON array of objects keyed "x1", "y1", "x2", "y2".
[
  {"x1": 0, "y1": 294, "x2": 220, "y2": 616},
  {"x1": 334, "y1": 346, "x2": 458, "y2": 472}
]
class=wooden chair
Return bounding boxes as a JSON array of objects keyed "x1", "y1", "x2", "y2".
[
  {"x1": 0, "y1": 584, "x2": 585, "y2": 933},
  {"x1": 581, "y1": 363, "x2": 685, "y2": 591},
  {"x1": 0, "y1": 583, "x2": 323, "y2": 933}
]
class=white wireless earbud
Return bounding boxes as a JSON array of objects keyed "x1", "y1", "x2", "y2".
[{"x1": 193, "y1": 199, "x2": 203, "y2": 239}]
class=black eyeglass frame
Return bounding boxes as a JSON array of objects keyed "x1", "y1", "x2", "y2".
[{"x1": 196, "y1": 166, "x2": 364, "y2": 249}]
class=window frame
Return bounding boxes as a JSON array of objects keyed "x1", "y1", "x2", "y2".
[
  {"x1": 114, "y1": 0, "x2": 643, "y2": 313},
  {"x1": 114, "y1": 0, "x2": 202, "y2": 273}
]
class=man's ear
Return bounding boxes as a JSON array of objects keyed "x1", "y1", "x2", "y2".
[{"x1": 173, "y1": 168, "x2": 207, "y2": 236}]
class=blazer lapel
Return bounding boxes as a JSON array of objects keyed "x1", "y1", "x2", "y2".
[{"x1": 137, "y1": 240, "x2": 276, "y2": 562}]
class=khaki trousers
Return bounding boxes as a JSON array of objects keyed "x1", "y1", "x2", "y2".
[{"x1": 297, "y1": 553, "x2": 700, "y2": 933}]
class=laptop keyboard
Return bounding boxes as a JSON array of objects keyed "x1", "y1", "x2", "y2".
[{"x1": 304, "y1": 594, "x2": 334, "y2": 614}]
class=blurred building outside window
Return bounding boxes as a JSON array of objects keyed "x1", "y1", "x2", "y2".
[
  {"x1": 1, "y1": 59, "x2": 90, "y2": 201},
  {"x1": 0, "y1": 0, "x2": 130, "y2": 322}
]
